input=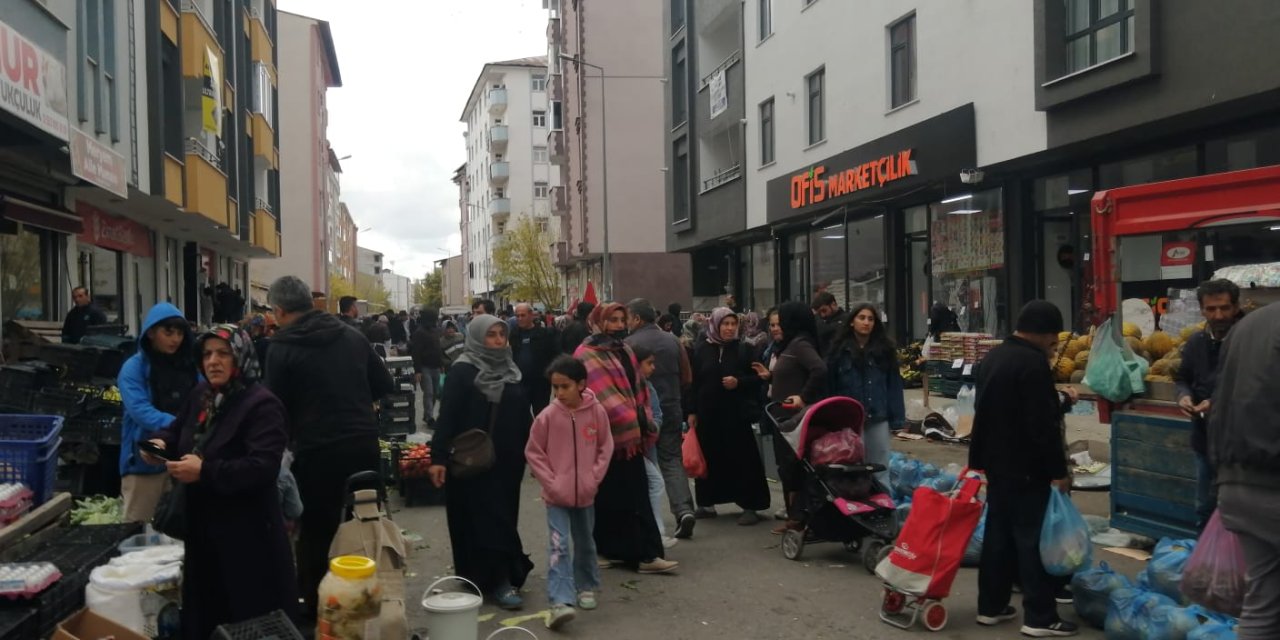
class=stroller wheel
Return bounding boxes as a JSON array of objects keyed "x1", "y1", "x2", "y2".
[
  {"x1": 881, "y1": 588, "x2": 906, "y2": 614},
  {"x1": 781, "y1": 528, "x2": 805, "y2": 560},
  {"x1": 923, "y1": 601, "x2": 948, "y2": 632},
  {"x1": 861, "y1": 539, "x2": 888, "y2": 575}
]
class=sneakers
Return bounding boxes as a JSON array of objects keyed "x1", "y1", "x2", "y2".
[
  {"x1": 674, "y1": 513, "x2": 696, "y2": 539},
  {"x1": 661, "y1": 536, "x2": 679, "y2": 549},
  {"x1": 773, "y1": 508, "x2": 788, "y2": 521},
  {"x1": 577, "y1": 591, "x2": 597, "y2": 610},
  {"x1": 546, "y1": 604, "x2": 576, "y2": 630},
  {"x1": 597, "y1": 557, "x2": 621, "y2": 569},
  {"x1": 977, "y1": 606, "x2": 1018, "y2": 626},
  {"x1": 694, "y1": 506, "x2": 718, "y2": 519},
  {"x1": 492, "y1": 587, "x2": 523, "y2": 610},
  {"x1": 1054, "y1": 587, "x2": 1074, "y2": 605},
  {"x1": 1020, "y1": 621, "x2": 1078, "y2": 637},
  {"x1": 637, "y1": 558, "x2": 679, "y2": 574},
  {"x1": 737, "y1": 510, "x2": 761, "y2": 526}
]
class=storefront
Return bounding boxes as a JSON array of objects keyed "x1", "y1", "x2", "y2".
[{"x1": 74, "y1": 203, "x2": 156, "y2": 331}]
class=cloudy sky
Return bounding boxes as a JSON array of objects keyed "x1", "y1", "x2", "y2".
[{"x1": 276, "y1": 0, "x2": 548, "y2": 279}]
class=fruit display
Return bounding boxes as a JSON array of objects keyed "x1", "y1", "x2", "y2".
[
  {"x1": 897, "y1": 341, "x2": 924, "y2": 388},
  {"x1": 397, "y1": 444, "x2": 432, "y2": 479},
  {"x1": 1064, "y1": 321, "x2": 1203, "y2": 386}
]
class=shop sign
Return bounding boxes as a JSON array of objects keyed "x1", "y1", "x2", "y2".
[
  {"x1": 1160, "y1": 241, "x2": 1195, "y2": 280},
  {"x1": 70, "y1": 129, "x2": 128, "y2": 198},
  {"x1": 0, "y1": 20, "x2": 69, "y2": 141},
  {"x1": 76, "y1": 203, "x2": 153, "y2": 258},
  {"x1": 709, "y1": 69, "x2": 727, "y2": 119},
  {"x1": 789, "y1": 150, "x2": 917, "y2": 210}
]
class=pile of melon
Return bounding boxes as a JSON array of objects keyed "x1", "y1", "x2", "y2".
[{"x1": 1050, "y1": 321, "x2": 1204, "y2": 384}]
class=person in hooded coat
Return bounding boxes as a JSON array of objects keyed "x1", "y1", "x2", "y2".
[
  {"x1": 118, "y1": 302, "x2": 198, "y2": 522},
  {"x1": 559, "y1": 301, "x2": 595, "y2": 355},
  {"x1": 144, "y1": 325, "x2": 298, "y2": 639},
  {"x1": 428, "y1": 315, "x2": 535, "y2": 608},
  {"x1": 686, "y1": 307, "x2": 770, "y2": 524}
]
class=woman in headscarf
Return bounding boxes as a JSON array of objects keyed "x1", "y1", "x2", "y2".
[
  {"x1": 428, "y1": 315, "x2": 534, "y2": 609},
  {"x1": 741, "y1": 311, "x2": 768, "y2": 359},
  {"x1": 686, "y1": 308, "x2": 770, "y2": 524},
  {"x1": 141, "y1": 325, "x2": 297, "y2": 639},
  {"x1": 574, "y1": 303, "x2": 677, "y2": 574}
]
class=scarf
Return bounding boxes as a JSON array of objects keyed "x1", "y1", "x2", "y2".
[
  {"x1": 452, "y1": 315, "x2": 522, "y2": 403},
  {"x1": 195, "y1": 324, "x2": 260, "y2": 439},
  {"x1": 580, "y1": 302, "x2": 653, "y2": 458},
  {"x1": 681, "y1": 315, "x2": 704, "y2": 344},
  {"x1": 705, "y1": 307, "x2": 736, "y2": 345}
]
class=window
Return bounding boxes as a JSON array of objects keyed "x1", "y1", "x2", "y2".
[
  {"x1": 758, "y1": 0, "x2": 772, "y2": 41},
  {"x1": 550, "y1": 101, "x2": 563, "y2": 130},
  {"x1": 671, "y1": 0, "x2": 685, "y2": 33},
  {"x1": 534, "y1": 182, "x2": 549, "y2": 198},
  {"x1": 759, "y1": 98, "x2": 775, "y2": 165},
  {"x1": 533, "y1": 146, "x2": 549, "y2": 163},
  {"x1": 531, "y1": 74, "x2": 547, "y2": 92},
  {"x1": 252, "y1": 63, "x2": 274, "y2": 127},
  {"x1": 1, "y1": 228, "x2": 47, "y2": 322},
  {"x1": 806, "y1": 68, "x2": 825, "y2": 145},
  {"x1": 889, "y1": 14, "x2": 916, "y2": 108},
  {"x1": 673, "y1": 137, "x2": 689, "y2": 223},
  {"x1": 160, "y1": 38, "x2": 182, "y2": 157},
  {"x1": 532, "y1": 111, "x2": 547, "y2": 128},
  {"x1": 1064, "y1": 0, "x2": 1135, "y2": 74},
  {"x1": 672, "y1": 42, "x2": 687, "y2": 125}
]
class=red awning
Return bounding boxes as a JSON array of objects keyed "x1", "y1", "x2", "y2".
[{"x1": 1, "y1": 196, "x2": 84, "y2": 234}]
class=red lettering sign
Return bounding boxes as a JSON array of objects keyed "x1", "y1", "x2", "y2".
[
  {"x1": 76, "y1": 203, "x2": 154, "y2": 258},
  {"x1": 788, "y1": 149, "x2": 916, "y2": 209}
]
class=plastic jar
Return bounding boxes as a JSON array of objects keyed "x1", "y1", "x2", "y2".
[{"x1": 317, "y1": 555, "x2": 382, "y2": 640}]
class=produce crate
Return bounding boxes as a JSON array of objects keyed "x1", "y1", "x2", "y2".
[
  {"x1": 59, "y1": 417, "x2": 102, "y2": 444},
  {"x1": 35, "y1": 345, "x2": 100, "y2": 383},
  {"x1": 378, "y1": 408, "x2": 415, "y2": 437},
  {"x1": 380, "y1": 391, "x2": 415, "y2": 411},
  {"x1": 0, "y1": 607, "x2": 36, "y2": 640},
  {"x1": 28, "y1": 388, "x2": 95, "y2": 419},
  {"x1": 0, "y1": 415, "x2": 64, "y2": 505},
  {"x1": 212, "y1": 609, "x2": 304, "y2": 640},
  {"x1": 402, "y1": 476, "x2": 446, "y2": 507}
]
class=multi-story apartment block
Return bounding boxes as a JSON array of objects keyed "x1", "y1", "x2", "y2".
[
  {"x1": 459, "y1": 56, "x2": 551, "y2": 302},
  {"x1": 332, "y1": 202, "x2": 357, "y2": 284},
  {"x1": 250, "y1": 10, "x2": 341, "y2": 298},
  {"x1": 357, "y1": 246, "x2": 383, "y2": 277},
  {"x1": 452, "y1": 163, "x2": 471, "y2": 303}
]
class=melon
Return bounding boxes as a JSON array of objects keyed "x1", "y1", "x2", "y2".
[
  {"x1": 1074, "y1": 351, "x2": 1089, "y2": 368},
  {"x1": 1124, "y1": 336, "x2": 1144, "y2": 354},
  {"x1": 1054, "y1": 357, "x2": 1076, "y2": 382},
  {"x1": 1144, "y1": 331, "x2": 1175, "y2": 359},
  {"x1": 1122, "y1": 322, "x2": 1143, "y2": 339},
  {"x1": 1070, "y1": 370, "x2": 1086, "y2": 384}
]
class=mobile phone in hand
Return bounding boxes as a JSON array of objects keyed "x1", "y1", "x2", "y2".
[{"x1": 138, "y1": 440, "x2": 179, "y2": 462}]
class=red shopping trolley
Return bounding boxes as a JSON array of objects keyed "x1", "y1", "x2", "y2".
[{"x1": 874, "y1": 470, "x2": 984, "y2": 632}]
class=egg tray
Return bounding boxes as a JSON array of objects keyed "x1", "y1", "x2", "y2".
[{"x1": 0, "y1": 564, "x2": 61, "y2": 599}]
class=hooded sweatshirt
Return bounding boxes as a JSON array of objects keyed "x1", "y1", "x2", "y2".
[
  {"x1": 524, "y1": 389, "x2": 614, "y2": 508},
  {"x1": 118, "y1": 303, "x2": 196, "y2": 476}
]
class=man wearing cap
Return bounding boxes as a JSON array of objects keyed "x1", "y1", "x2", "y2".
[{"x1": 969, "y1": 300, "x2": 1078, "y2": 637}]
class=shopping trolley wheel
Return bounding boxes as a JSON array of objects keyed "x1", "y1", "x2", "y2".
[
  {"x1": 781, "y1": 529, "x2": 805, "y2": 560},
  {"x1": 861, "y1": 539, "x2": 888, "y2": 574},
  {"x1": 881, "y1": 588, "x2": 906, "y2": 615},
  {"x1": 922, "y1": 601, "x2": 948, "y2": 632}
]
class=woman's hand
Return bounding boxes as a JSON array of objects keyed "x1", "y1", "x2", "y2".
[
  {"x1": 687, "y1": 415, "x2": 698, "y2": 431},
  {"x1": 428, "y1": 465, "x2": 447, "y2": 488},
  {"x1": 784, "y1": 395, "x2": 805, "y2": 410},
  {"x1": 721, "y1": 376, "x2": 739, "y2": 390},
  {"x1": 751, "y1": 362, "x2": 771, "y2": 380},
  {"x1": 167, "y1": 455, "x2": 203, "y2": 484},
  {"x1": 139, "y1": 439, "x2": 168, "y2": 466}
]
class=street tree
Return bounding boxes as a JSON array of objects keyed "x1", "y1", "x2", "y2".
[
  {"x1": 415, "y1": 269, "x2": 443, "y2": 308},
  {"x1": 492, "y1": 215, "x2": 560, "y2": 307}
]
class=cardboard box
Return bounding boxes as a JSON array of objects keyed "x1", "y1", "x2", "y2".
[{"x1": 52, "y1": 608, "x2": 150, "y2": 640}]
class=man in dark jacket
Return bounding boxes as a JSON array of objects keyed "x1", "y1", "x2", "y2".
[
  {"x1": 337, "y1": 295, "x2": 361, "y2": 328},
  {"x1": 410, "y1": 308, "x2": 444, "y2": 426},
  {"x1": 559, "y1": 301, "x2": 594, "y2": 354},
  {"x1": 1208, "y1": 300, "x2": 1280, "y2": 637},
  {"x1": 263, "y1": 276, "x2": 395, "y2": 619},
  {"x1": 61, "y1": 286, "x2": 108, "y2": 344},
  {"x1": 969, "y1": 300, "x2": 1078, "y2": 637},
  {"x1": 1174, "y1": 279, "x2": 1242, "y2": 529},
  {"x1": 811, "y1": 291, "x2": 848, "y2": 356},
  {"x1": 511, "y1": 303, "x2": 558, "y2": 414}
]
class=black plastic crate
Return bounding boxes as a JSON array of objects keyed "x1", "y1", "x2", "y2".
[
  {"x1": 96, "y1": 417, "x2": 123, "y2": 446},
  {"x1": 0, "y1": 607, "x2": 36, "y2": 640},
  {"x1": 379, "y1": 391, "x2": 415, "y2": 411},
  {"x1": 403, "y1": 476, "x2": 446, "y2": 507},
  {"x1": 36, "y1": 345, "x2": 100, "y2": 383},
  {"x1": 212, "y1": 609, "x2": 304, "y2": 640},
  {"x1": 29, "y1": 388, "x2": 94, "y2": 419},
  {"x1": 60, "y1": 417, "x2": 102, "y2": 444}
]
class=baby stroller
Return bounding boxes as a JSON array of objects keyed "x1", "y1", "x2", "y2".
[{"x1": 766, "y1": 396, "x2": 897, "y2": 572}]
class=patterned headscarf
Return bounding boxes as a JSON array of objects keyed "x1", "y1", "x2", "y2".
[
  {"x1": 705, "y1": 307, "x2": 737, "y2": 345},
  {"x1": 452, "y1": 314, "x2": 522, "y2": 403},
  {"x1": 194, "y1": 324, "x2": 260, "y2": 437}
]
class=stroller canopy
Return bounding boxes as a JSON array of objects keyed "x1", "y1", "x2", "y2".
[{"x1": 794, "y1": 396, "x2": 866, "y2": 460}]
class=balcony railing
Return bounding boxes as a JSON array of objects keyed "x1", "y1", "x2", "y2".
[
  {"x1": 491, "y1": 197, "x2": 511, "y2": 216},
  {"x1": 700, "y1": 164, "x2": 742, "y2": 193},
  {"x1": 254, "y1": 197, "x2": 273, "y2": 214},
  {"x1": 488, "y1": 88, "x2": 508, "y2": 115},
  {"x1": 699, "y1": 49, "x2": 742, "y2": 90},
  {"x1": 184, "y1": 137, "x2": 220, "y2": 166},
  {"x1": 180, "y1": 1, "x2": 215, "y2": 35}
]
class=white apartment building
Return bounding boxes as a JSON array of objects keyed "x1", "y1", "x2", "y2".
[
  {"x1": 459, "y1": 56, "x2": 554, "y2": 300},
  {"x1": 381, "y1": 270, "x2": 412, "y2": 312}
]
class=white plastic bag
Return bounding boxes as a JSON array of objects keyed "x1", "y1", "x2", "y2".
[{"x1": 87, "y1": 562, "x2": 182, "y2": 634}]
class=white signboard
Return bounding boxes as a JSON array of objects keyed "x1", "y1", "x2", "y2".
[
  {"x1": 0, "y1": 20, "x2": 69, "y2": 141},
  {"x1": 709, "y1": 69, "x2": 727, "y2": 119}
]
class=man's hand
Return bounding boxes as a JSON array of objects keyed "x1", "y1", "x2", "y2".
[
  {"x1": 721, "y1": 376, "x2": 738, "y2": 390},
  {"x1": 167, "y1": 455, "x2": 203, "y2": 484},
  {"x1": 1061, "y1": 386, "x2": 1079, "y2": 403},
  {"x1": 1051, "y1": 476, "x2": 1073, "y2": 493},
  {"x1": 1177, "y1": 396, "x2": 1197, "y2": 417},
  {"x1": 1193, "y1": 399, "x2": 1211, "y2": 416},
  {"x1": 140, "y1": 439, "x2": 168, "y2": 466},
  {"x1": 416, "y1": 373, "x2": 423, "y2": 386},
  {"x1": 687, "y1": 415, "x2": 698, "y2": 431},
  {"x1": 428, "y1": 465, "x2": 447, "y2": 488}
]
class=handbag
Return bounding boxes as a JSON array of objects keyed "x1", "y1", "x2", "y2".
[
  {"x1": 151, "y1": 421, "x2": 220, "y2": 540},
  {"x1": 449, "y1": 403, "x2": 499, "y2": 479}
]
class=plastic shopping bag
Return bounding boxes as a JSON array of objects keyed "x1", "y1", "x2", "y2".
[
  {"x1": 808, "y1": 429, "x2": 864, "y2": 466},
  {"x1": 1104, "y1": 588, "x2": 1178, "y2": 640},
  {"x1": 1147, "y1": 604, "x2": 1221, "y2": 640},
  {"x1": 876, "y1": 474, "x2": 983, "y2": 598},
  {"x1": 1188, "y1": 620, "x2": 1239, "y2": 640},
  {"x1": 1182, "y1": 510, "x2": 1247, "y2": 617},
  {"x1": 1083, "y1": 317, "x2": 1148, "y2": 401},
  {"x1": 682, "y1": 426, "x2": 707, "y2": 479},
  {"x1": 1140, "y1": 537, "x2": 1197, "y2": 604},
  {"x1": 1072, "y1": 561, "x2": 1133, "y2": 629},
  {"x1": 1040, "y1": 489, "x2": 1093, "y2": 576}
]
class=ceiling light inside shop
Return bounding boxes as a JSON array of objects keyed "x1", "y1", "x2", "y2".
[
  {"x1": 1270, "y1": 225, "x2": 1280, "y2": 231},
  {"x1": 823, "y1": 223, "x2": 842, "y2": 230},
  {"x1": 822, "y1": 235, "x2": 845, "y2": 239},
  {"x1": 1068, "y1": 188, "x2": 1090, "y2": 195},
  {"x1": 940, "y1": 194, "x2": 973, "y2": 204},
  {"x1": 949, "y1": 209, "x2": 981, "y2": 215}
]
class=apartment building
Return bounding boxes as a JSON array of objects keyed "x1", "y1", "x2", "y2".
[
  {"x1": 250, "y1": 10, "x2": 342, "y2": 298},
  {"x1": 332, "y1": 202, "x2": 357, "y2": 284},
  {"x1": 546, "y1": 0, "x2": 690, "y2": 308},
  {"x1": 459, "y1": 56, "x2": 551, "y2": 302}
]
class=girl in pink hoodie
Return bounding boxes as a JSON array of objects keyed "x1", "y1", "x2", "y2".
[{"x1": 525, "y1": 355, "x2": 614, "y2": 630}]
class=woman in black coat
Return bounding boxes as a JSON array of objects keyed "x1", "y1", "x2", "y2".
[
  {"x1": 428, "y1": 315, "x2": 534, "y2": 609},
  {"x1": 145, "y1": 325, "x2": 297, "y2": 640}
]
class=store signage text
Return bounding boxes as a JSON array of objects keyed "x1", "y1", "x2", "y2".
[
  {"x1": 71, "y1": 129, "x2": 128, "y2": 198},
  {"x1": 76, "y1": 203, "x2": 153, "y2": 258},
  {"x1": 0, "y1": 20, "x2": 69, "y2": 141},
  {"x1": 790, "y1": 149, "x2": 917, "y2": 210}
]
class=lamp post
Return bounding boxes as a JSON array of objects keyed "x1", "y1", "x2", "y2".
[{"x1": 559, "y1": 53, "x2": 611, "y2": 302}]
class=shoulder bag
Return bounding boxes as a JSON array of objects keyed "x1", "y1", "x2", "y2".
[
  {"x1": 151, "y1": 421, "x2": 219, "y2": 540},
  {"x1": 449, "y1": 402, "x2": 500, "y2": 479}
]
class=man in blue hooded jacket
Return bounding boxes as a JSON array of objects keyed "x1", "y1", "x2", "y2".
[{"x1": 118, "y1": 302, "x2": 198, "y2": 522}]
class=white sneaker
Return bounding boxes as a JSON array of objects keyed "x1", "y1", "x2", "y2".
[
  {"x1": 638, "y1": 558, "x2": 679, "y2": 574},
  {"x1": 662, "y1": 536, "x2": 679, "y2": 549},
  {"x1": 546, "y1": 604, "x2": 576, "y2": 630}
]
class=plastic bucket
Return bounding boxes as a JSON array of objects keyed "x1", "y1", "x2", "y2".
[{"x1": 421, "y1": 576, "x2": 482, "y2": 640}]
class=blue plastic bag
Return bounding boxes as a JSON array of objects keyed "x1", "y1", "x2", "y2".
[
  {"x1": 1072, "y1": 561, "x2": 1133, "y2": 629},
  {"x1": 1105, "y1": 588, "x2": 1178, "y2": 640},
  {"x1": 1148, "y1": 604, "x2": 1219, "y2": 640},
  {"x1": 1040, "y1": 489, "x2": 1092, "y2": 576},
  {"x1": 961, "y1": 504, "x2": 987, "y2": 567},
  {"x1": 1140, "y1": 537, "x2": 1197, "y2": 604},
  {"x1": 892, "y1": 459, "x2": 923, "y2": 501},
  {"x1": 1188, "y1": 620, "x2": 1239, "y2": 640}
]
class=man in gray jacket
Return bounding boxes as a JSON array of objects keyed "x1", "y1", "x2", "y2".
[
  {"x1": 1209, "y1": 301, "x2": 1280, "y2": 639},
  {"x1": 625, "y1": 298, "x2": 697, "y2": 539}
]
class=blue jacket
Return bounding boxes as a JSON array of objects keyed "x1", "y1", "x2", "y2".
[
  {"x1": 119, "y1": 303, "x2": 192, "y2": 476},
  {"x1": 828, "y1": 348, "x2": 906, "y2": 428}
]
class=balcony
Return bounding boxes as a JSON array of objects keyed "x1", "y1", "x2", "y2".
[
  {"x1": 491, "y1": 197, "x2": 511, "y2": 222},
  {"x1": 184, "y1": 138, "x2": 231, "y2": 228},
  {"x1": 551, "y1": 186, "x2": 568, "y2": 215},
  {"x1": 488, "y1": 88, "x2": 508, "y2": 115},
  {"x1": 252, "y1": 208, "x2": 281, "y2": 256},
  {"x1": 489, "y1": 125, "x2": 508, "y2": 152},
  {"x1": 546, "y1": 17, "x2": 565, "y2": 45},
  {"x1": 700, "y1": 164, "x2": 742, "y2": 194},
  {"x1": 180, "y1": 5, "x2": 221, "y2": 79},
  {"x1": 549, "y1": 72, "x2": 564, "y2": 101},
  {"x1": 549, "y1": 130, "x2": 568, "y2": 165},
  {"x1": 490, "y1": 161, "x2": 509, "y2": 184},
  {"x1": 249, "y1": 7, "x2": 273, "y2": 66},
  {"x1": 250, "y1": 113, "x2": 276, "y2": 166}
]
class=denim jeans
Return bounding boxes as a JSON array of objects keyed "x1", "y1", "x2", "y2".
[
  {"x1": 546, "y1": 505, "x2": 600, "y2": 606},
  {"x1": 1194, "y1": 450, "x2": 1218, "y2": 529},
  {"x1": 643, "y1": 448, "x2": 667, "y2": 538},
  {"x1": 864, "y1": 420, "x2": 892, "y2": 490},
  {"x1": 656, "y1": 415, "x2": 694, "y2": 518},
  {"x1": 418, "y1": 367, "x2": 439, "y2": 423}
]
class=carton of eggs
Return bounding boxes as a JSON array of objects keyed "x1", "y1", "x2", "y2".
[{"x1": 0, "y1": 562, "x2": 61, "y2": 598}]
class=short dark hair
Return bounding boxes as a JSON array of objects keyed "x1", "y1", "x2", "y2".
[
  {"x1": 630, "y1": 344, "x2": 654, "y2": 363},
  {"x1": 268, "y1": 276, "x2": 315, "y2": 314},
  {"x1": 545, "y1": 355, "x2": 588, "y2": 382},
  {"x1": 72, "y1": 286, "x2": 89, "y2": 296},
  {"x1": 472, "y1": 298, "x2": 496, "y2": 314},
  {"x1": 1197, "y1": 279, "x2": 1240, "y2": 306},
  {"x1": 811, "y1": 292, "x2": 836, "y2": 309},
  {"x1": 338, "y1": 296, "x2": 358, "y2": 313},
  {"x1": 312, "y1": 291, "x2": 326, "y2": 299},
  {"x1": 626, "y1": 298, "x2": 657, "y2": 324}
]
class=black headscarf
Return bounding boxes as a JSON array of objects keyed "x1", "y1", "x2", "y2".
[{"x1": 776, "y1": 301, "x2": 818, "y2": 352}]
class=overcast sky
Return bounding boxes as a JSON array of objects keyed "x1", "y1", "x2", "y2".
[{"x1": 276, "y1": 0, "x2": 547, "y2": 279}]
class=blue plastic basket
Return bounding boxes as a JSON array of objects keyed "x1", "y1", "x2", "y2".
[{"x1": 0, "y1": 415, "x2": 64, "y2": 505}]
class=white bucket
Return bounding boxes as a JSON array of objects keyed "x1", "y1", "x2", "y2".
[
  {"x1": 486, "y1": 628, "x2": 538, "y2": 639},
  {"x1": 421, "y1": 577, "x2": 482, "y2": 640}
]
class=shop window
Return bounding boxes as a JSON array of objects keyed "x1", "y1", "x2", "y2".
[
  {"x1": 929, "y1": 189, "x2": 1007, "y2": 336},
  {"x1": 846, "y1": 215, "x2": 886, "y2": 310},
  {"x1": 789, "y1": 233, "x2": 810, "y2": 303},
  {"x1": 1, "y1": 228, "x2": 47, "y2": 321},
  {"x1": 811, "y1": 224, "x2": 847, "y2": 309},
  {"x1": 1033, "y1": 169, "x2": 1094, "y2": 211},
  {"x1": 1098, "y1": 146, "x2": 1197, "y2": 190},
  {"x1": 79, "y1": 245, "x2": 123, "y2": 322},
  {"x1": 1063, "y1": 0, "x2": 1135, "y2": 74},
  {"x1": 750, "y1": 241, "x2": 776, "y2": 312},
  {"x1": 903, "y1": 205, "x2": 930, "y2": 339},
  {"x1": 889, "y1": 13, "x2": 916, "y2": 109},
  {"x1": 1205, "y1": 126, "x2": 1280, "y2": 174}
]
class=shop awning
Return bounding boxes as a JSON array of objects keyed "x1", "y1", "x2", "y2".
[{"x1": 1, "y1": 195, "x2": 83, "y2": 234}]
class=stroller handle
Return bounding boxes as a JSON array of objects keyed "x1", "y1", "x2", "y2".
[{"x1": 343, "y1": 470, "x2": 388, "y2": 515}]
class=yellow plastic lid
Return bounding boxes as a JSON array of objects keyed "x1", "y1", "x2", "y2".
[{"x1": 329, "y1": 555, "x2": 376, "y2": 580}]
